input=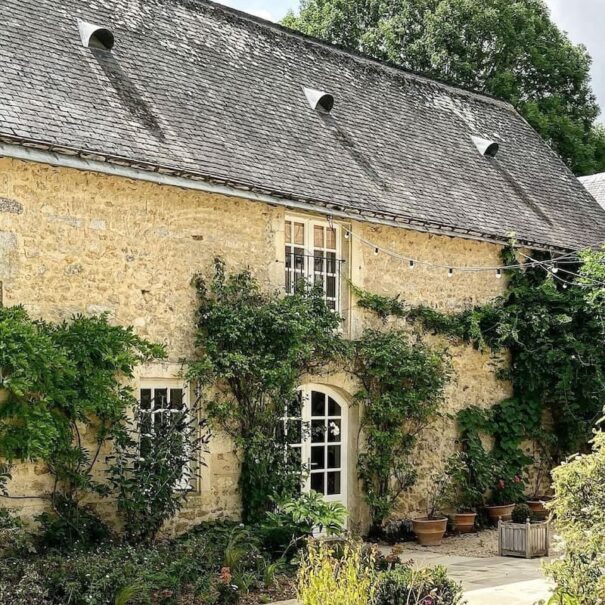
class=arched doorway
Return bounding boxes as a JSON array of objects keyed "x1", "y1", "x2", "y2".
[{"x1": 283, "y1": 384, "x2": 348, "y2": 508}]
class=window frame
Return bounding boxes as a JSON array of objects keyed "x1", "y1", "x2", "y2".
[{"x1": 284, "y1": 215, "x2": 343, "y2": 312}]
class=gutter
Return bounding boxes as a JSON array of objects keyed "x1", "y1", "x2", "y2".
[{"x1": 0, "y1": 140, "x2": 563, "y2": 253}]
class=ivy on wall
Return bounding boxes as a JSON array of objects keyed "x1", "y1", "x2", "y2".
[{"x1": 353, "y1": 246, "x2": 605, "y2": 500}]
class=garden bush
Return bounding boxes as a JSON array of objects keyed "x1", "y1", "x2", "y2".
[
  {"x1": 297, "y1": 540, "x2": 376, "y2": 605},
  {"x1": 544, "y1": 428, "x2": 605, "y2": 604},
  {"x1": 375, "y1": 565, "x2": 464, "y2": 605}
]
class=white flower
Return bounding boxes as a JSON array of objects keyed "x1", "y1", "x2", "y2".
[{"x1": 329, "y1": 422, "x2": 340, "y2": 437}]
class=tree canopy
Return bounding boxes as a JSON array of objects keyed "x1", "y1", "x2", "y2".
[{"x1": 283, "y1": 0, "x2": 605, "y2": 176}]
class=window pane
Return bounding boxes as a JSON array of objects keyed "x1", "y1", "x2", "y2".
[
  {"x1": 326, "y1": 251, "x2": 337, "y2": 273},
  {"x1": 327, "y1": 445, "x2": 341, "y2": 469},
  {"x1": 328, "y1": 397, "x2": 341, "y2": 416},
  {"x1": 314, "y1": 225, "x2": 324, "y2": 248},
  {"x1": 294, "y1": 222, "x2": 305, "y2": 245},
  {"x1": 294, "y1": 249, "x2": 305, "y2": 270},
  {"x1": 311, "y1": 420, "x2": 325, "y2": 443},
  {"x1": 285, "y1": 221, "x2": 292, "y2": 244},
  {"x1": 311, "y1": 391, "x2": 325, "y2": 417},
  {"x1": 170, "y1": 389, "x2": 183, "y2": 410},
  {"x1": 140, "y1": 389, "x2": 152, "y2": 410},
  {"x1": 311, "y1": 446, "x2": 325, "y2": 470},
  {"x1": 326, "y1": 228, "x2": 336, "y2": 250},
  {"x1": 328, "y1": 419, "x2": 341, "y2": 442},
  {"x1": 155, "y1": 389, "x2": 168, "y2": 410},
  {"x1": 311, "y1": 473, "x2": 325, "y2": 494},
  {"x1": 326, "y1": 276, "x2": 336, "y2": 298},
  {"x1": 314, "y1": 250, "x2": 324, "y2": 273},
  {"x1": 290, "y1": 446, "x2": 302, "y2": 468},
  {"x1": 327, "y1": 472, "x2": 341, "y2": 495}
]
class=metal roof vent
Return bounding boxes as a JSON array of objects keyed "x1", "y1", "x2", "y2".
[
  {"x1": 471, "y1": 135, "x2": 499, "y2": 158},
  {"x1": 78, "y1": 19, "x2": 115, "y2": 51},
  {"x1": 303, "y1": 87, "x2": 334, "y2": 113}
]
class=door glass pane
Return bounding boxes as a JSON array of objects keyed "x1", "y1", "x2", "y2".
[
  {"x1": 288, "y1": 394, "x2": 302, "y2": 418},
  {"x1": 327, "y1": 472, "x2": 341, "y2": 495},
  {"x1": 311, "y1": 473, "x2": 325, "y2": 494},
  {"x1": 311, "y1": 391, "x2": 325, "y2": 417},
  {"x1": 155, "y1": 388, "x2": 167, "y2": 408},
  {"x1": 311, "y1": 446, "x2": 325, "y2": 470},
  {"x1": 287, "y1": 419, "x2": 302, "y2": 445},
  {"x1": 327, "y1": 445, "x2": 341, "y2": 469},
  {"x1": 311, "y1": 420, "x2": 325, "y2": 443},
  {"x1": 327, "y1": 420, "x2": 341, "y2": 442},
  {"x1": 140, "y1": 389, "x2": 152, "y2": 410},
  {"x1": 328, "y1": 397, "x2": 341, "y2": 416}
]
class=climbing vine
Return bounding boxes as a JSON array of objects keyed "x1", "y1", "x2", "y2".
[
  {"x1": 352, "y1": 329, "x2": 451, "y2": 531},
  {"x1": 189, "y1": 259, "x2": 346, "y2": 523},
  {"x1": 353, "y1": 245, "x2": 605, "y2": 501}
]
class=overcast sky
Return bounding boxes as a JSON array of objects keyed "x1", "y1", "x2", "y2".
[{"x1": 218, "y1": 0, "x2": 605, "y2": 120}]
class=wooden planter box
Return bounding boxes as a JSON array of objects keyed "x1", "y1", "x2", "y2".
[{"x1": 498, "y1": 519, "x2": 551, "y2": 559}]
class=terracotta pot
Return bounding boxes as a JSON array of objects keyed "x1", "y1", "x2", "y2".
[
  {"x1": 485, "y1": 503, "x2": 515, "y2": 523},
  {"x1": 453, "y1": 512, "x2": 477, "y2": 534},
  {"x1": 412, "y1": 517, "x2": 448, "y2": 546},
  {"x1": 527, "y1": 498, "x2": 552, "y2": 521}
]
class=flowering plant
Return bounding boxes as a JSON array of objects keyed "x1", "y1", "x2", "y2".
[{"x1": 489, "y1": 471, "x2": 526, "y2": 506}]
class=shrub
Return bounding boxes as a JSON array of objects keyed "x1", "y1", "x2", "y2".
[
  {"x1": 297, "y1": 540, "x2": 376, "y2": 605},
  {"x1": 511, "y1": 504, "x2": 535, "y2": 524},
  {"x1": 260, "y1": 491, "x2": 347, "y2": 555},
  {"x1": 544, "y1": 429, "x2": 605, "y2": 603},
  {"x1": 375, "y1": 565, "x2": 464, "y2": 605},
  {"x1": 107, "y1": 398, "x2": 211, "y2": 545}
]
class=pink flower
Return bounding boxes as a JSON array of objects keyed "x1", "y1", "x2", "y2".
[
  {"x1": 498, "y1": 479, "x2": 506, "y2": 490},
  {"x1": 514, "y1": 475, "x2": 521, "y2": 484}
]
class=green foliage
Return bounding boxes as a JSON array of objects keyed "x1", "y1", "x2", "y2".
[
  {"x1": 189, "y1": 259, "x2": 345, "y2": 522},
  {"x1": 107, "y1": 399, "x2": 211, "y2": 545},
  {"x1": 544, "y1": 428, "x2": 605, "y2": 603},
  {"x1": 0, "y1": 522, "x2": 288, "y2": 605},
  {"x1": 352, "y1": 329, "x2": 451, "y2": 528},
  {"x1": 261, "y1": 491, "x2": 347, "y2": 555},
  {"x1": 283, "y1": 0, "x2": 604, "y2": 176},
  {"x1": 511, "y1": 503, "x2": 535, "y2": 524},
  {"x1": 0, "y1": 308, "x2": 166, "y2": 548},
  {"x1": 375, "y1": 565, "x2": 464, "y2": 605}
]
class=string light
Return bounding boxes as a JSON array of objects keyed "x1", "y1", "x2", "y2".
[
  {"x1": 374, "y1": 247, "x2": 379, "y2": 256},
  {"x1": 409, "y1": 260, "x2": 415, "y2": 270},
  {"x1": 448, "y1": 268, "x2": 454, "y2": 278},
  {"x1": 344, "y1": 230, "x2": 350, "y2": 239},
  {"x1": 496, "y1": 269, "x2": 502, "y2": 279},
  {"x1": 551, "y1": 264, "x2": 559, "y2": 274}
]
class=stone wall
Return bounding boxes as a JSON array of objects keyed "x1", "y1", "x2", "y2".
[{"x1": 0, "y1": 157, "x2": 510, "y2": 531}]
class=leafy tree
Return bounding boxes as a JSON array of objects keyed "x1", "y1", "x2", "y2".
[
  {"x1": 352, "y1": 329, "x2": 451, "y2": 530},
  {"x1": 283, "y1": 0, "x2": 605, "y2": 175},
  {"x1": 189, "y1": 259, "x2": 346, "y2": 523}
]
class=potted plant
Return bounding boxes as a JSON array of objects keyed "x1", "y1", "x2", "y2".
[
  {"x1": 526, "y1": 436, "x2": 554, "y2": 520},
  {"x1": 443, "y1": 452, "x2": 488, "y2": 533},
  {"x1": 412, "y1": 469, "x2": 450, "y2": 546},
  {"x1": 486, "y1": 471, "x2": 525, "y2": 523}
]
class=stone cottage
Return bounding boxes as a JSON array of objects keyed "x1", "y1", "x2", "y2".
[{"x1": 1, "y1": 0, "x2": 605, "y2": 532}]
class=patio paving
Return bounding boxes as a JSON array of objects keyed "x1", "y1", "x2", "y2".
[{"x1": 380, "y1": 547, "x2": 553, "y2": 605}]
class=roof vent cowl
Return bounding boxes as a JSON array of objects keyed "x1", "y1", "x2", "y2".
[
  {"x1": 78, "y1": 18, "x2": 115, "y2": 50},
  {"x1": 303, "y1": 87, "x2": 334, "y2": 113},
  {"x1": 471, "y1": 135, "x2": 499, "y2": 158}
]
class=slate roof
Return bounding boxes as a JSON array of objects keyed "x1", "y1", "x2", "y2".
[
  {"x1": 1, "y1": 0, "x2": 605, "y2": 251},
  {"x1": 580, "y1": 173, "x2": 605, "y2": 211}
]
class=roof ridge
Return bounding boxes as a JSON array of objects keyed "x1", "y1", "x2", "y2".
[
  {"x1": 194, "y1": 0, "x2": 516, "y2": 113},
  {"x1": 580, "y1": 172, "x2": 605, "y2": 182}
]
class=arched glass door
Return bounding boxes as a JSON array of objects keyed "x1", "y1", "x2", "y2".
[{"x1": 283, "y1": 385, "x2": 347, "y2": 507}]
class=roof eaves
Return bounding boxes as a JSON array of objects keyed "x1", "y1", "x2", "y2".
[{"x1": 0, "y1": 133, "x2": 570, "y2": 252}]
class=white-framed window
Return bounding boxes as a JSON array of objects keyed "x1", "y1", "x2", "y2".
[
  {"x1": 139, "y1": 379, "x2": 192, "y2": 491},
  {"x1": 285, "y1": 216, "x2": 343, "y2": 311}
]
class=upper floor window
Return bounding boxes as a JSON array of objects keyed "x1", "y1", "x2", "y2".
[{"x1": 285, "y1": 217, "x2": 343, "y2": 311}]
